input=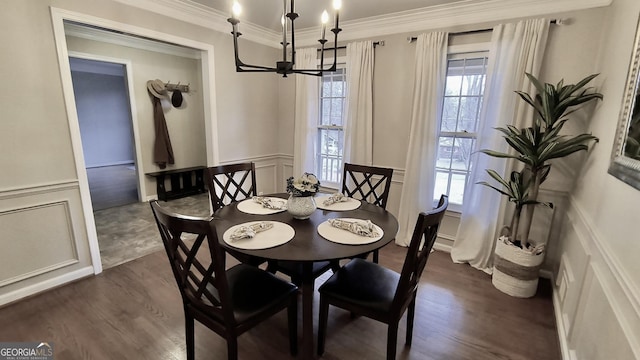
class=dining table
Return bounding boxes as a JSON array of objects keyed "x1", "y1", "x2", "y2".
[{"x1": 213, "y1": 193, "x2": 399, "y2": 359}]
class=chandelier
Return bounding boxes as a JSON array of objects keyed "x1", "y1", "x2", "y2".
[{"x1": 227, "y1": 0, "x2": 342, "y2": 77}]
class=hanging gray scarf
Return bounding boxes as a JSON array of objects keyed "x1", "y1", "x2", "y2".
[{"x1": 152, "y1": 97, "x2": 174, "y2": 169}]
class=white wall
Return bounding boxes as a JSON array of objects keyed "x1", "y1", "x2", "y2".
[
  {"x1": 0, "y1": 0, "x2": 280, "y2": 305},
  {"x1": 71, "y1": 69, "x2": 135, "y2": 168},
  {"x1": 552, "y1": 0, "x2": 640, "y2": 358}
]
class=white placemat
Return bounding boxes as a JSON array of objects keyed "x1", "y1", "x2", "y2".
[
  {"x1": 315, "y1": 195, "x2": 361, "y2": 211},
  {"x1": 317, "y1": 218, "x2": 384, "y2": 245},
  {"x1": 236, "y1": 198, "x2": 287, "y2": 215},
  {"x1": 223, "y1": 221, "x2": 294, "y2": 250}
]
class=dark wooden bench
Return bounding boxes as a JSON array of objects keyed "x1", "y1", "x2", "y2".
[{"x1": 146, "y1": 166, "x2": 206, "y2": 201}]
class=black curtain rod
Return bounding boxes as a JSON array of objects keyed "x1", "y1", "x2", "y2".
[
  {"x1": 408, "y1": 19, "x2": 559, "y2": 42},
  {"x1": 317, "y1": 41, "x2": 384, "y2": 52}
]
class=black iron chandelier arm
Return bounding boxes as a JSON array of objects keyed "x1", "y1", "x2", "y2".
[{"x1": 227, "y1": 0, "x2": 343, "y2": 77}]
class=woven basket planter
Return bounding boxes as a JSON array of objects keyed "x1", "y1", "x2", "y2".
[{"x1": 492, "y1": 237, "x2": 544, "y2": 298}]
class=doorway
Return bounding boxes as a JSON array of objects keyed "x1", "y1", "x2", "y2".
[
  {"x1": 51, "y1": 9, "x2": 221, "y2": 273},
  {"x1": 69, "y1": 57, "x2": 140, "y2": 211}
]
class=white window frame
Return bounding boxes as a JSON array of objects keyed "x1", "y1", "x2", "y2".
[
  {"x1": 316, "y1": 56, "x2": 347, "y2": 189},
  {"x1": 434, "y1": 43, "x2": 491, "y2": 213}
]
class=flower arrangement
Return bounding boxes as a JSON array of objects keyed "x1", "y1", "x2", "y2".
[{"x1": 286, "y1": 173, "x2": 320, "y2": 197}]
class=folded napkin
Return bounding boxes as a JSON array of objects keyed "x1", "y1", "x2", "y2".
[
  {"x1": 229, "y1": 222, "x2": 274, "y2": 241},
  {"x1": 328, "y1": 219, "x2": 380, "y2": 238},
  {"x1": 323, "y1": 193, "x2": 349, "y2": 206},
  {"x1": 253, "y1": 196, "x2": 286, "y2": 210}
]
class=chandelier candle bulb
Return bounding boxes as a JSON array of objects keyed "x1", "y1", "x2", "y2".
[
  {"x1": 232, "y1": 1, "x2": 241, "y2": 17},
  {"x1": 321, "y1": 10, "x2": 328, "y2": 40}
]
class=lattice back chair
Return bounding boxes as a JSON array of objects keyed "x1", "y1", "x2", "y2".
[
  {"x1": 204, "y1": 162, "x2": 264, "y2": 266},
  {"x1": 341, "y1": 163, "x2": 394, "y2": 262},
  {"x1": 150, "y1": 201, "x2": 298, "y2": 360},
  {"x1": 205, "y1": 162, "x2": 257, "y2": 212},
  {"x1": 317, "y1": 195, "x2": 448, "y2": 360}
]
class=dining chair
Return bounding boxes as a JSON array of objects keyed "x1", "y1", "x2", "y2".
[
  {"x1": 150, "y1": 201, "x2": 298, "y2": 360},
  {"x1": 204, "y1": 162, "x2": 264, "y2": 266},
  {"x1": 341, "y1": 163, "x2": 394, "y2": 263},
  {"x1": 205, "y1": 162, "x2": 257, "y2": 212},
  {"x1": 317, "y1": 195, "x2": 448, "y2": 360}
]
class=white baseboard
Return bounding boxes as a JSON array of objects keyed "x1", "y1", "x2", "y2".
[
  {"x1": 0, "y1": 266, "x2": 94, "y2": 307},
  {"x1": 433, "y1": 241, "x2": 452, "y2": 253}
]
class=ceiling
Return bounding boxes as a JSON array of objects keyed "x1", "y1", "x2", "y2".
[{"x1": 191, "y1": 0, "x2": 489, "y2": 31}]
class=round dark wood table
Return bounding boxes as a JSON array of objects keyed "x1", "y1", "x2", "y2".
[{"x1": 214, "y1": 193, "x2": 399, "y2": 360}]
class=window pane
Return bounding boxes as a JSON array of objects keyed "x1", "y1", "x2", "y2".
[
  {"x1": 449, "y1": 173, "x2": 467, "y2": 205},
  {"x1": 437, "y1": 137, "x2": 454, "y2": 168},
  {"x1": 442, "y1": 97, "x2": 460, "y2": 132},
  {"x1": 458, "y1": 97, "x2": 480, "y2": 132},
  {"x1": 445, "y1": 74, "x2": 462, "y2": 96},
  {"x1": 433, "y1": 53, "x2": 488, "y2": 207},
  {"x1": 434, "y1": 171, "x2": 450, "y2": 201},
  {"x1": 321, "y1": 99, "x2": 331, "y2": 125},
  {"x1": 462, "y1": 74, "x2": 485, "y2": 96},
  {"x1": 451, "y1": 137, "x2": 473, "y2": 171}
]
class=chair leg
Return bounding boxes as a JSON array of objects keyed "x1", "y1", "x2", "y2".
[
  {"x1": 288, "y1": 296, "x2": 298, "y2": 356},
  {"x1": 227, "y1": 336, "x2": 238, "y2": 360},
  {"x1": 266, "y1": 260, "x2": 278, "y2": 274},
  {"x1": 317, "y1": 297, "x2": 329, "y2": 356},
  {"x1": 387, "y1": 322, "x2": 398, "y2": 360},
  {"x1": 330, "y1": 260, "x2": 341, "y2": 273},
  {"x1": 406, "y1": 294, "x2": 416, "y2": 346},
  {"x1": 185, "y1": 313, "x2": 195, "y2": 360},
  {"x1": 373, "y1": 249, "x2": 379, "y2": 263}
]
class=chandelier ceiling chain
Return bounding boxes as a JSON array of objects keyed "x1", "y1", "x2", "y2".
[{"x1": 227, "y1": 0, "x2": 343, "y2": 77}]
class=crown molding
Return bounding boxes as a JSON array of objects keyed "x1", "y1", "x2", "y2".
[
  {"x1": 113, "y1": 0, "x2": 611, "y2": 49},
  {"x1": 295, "y1": 0, "x2": 613, "y2": 45},
  {"x1": 65, "y1": 22, "x2": 202, "y2": 59},
  {"x1": 112, "y1": 0, "x2": 281, "y2": 48}
]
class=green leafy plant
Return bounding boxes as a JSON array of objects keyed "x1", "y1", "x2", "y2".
[
  {"x1": 480, "y1": 73, "x2": 603, "y2": 248},
  {"x1": 478, "y1": 169, "x2": 552, "y2": 248}
]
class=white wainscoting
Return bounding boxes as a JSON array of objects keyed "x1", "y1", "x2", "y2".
[
  {"x1": 219, "y1": 154, "x2": 291, "y2": 195},
  {"x1": 0, "y1": 182, "x2": 94, "y2": 306},
  {"x1": 553, "y1": 199, "x2": 640, "y2": 359}
]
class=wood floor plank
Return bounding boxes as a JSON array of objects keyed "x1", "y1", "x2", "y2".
[{"x1": 0, "y1": 243, "x2": 560, "y2": 360}]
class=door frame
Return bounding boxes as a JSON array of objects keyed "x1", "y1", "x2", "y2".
[
  {"x1": 69, "y1": 52, "x2": 146, "y2": 204},
  {"x1": 51, "y1": 7, "x2": 220, "y2": 274}
]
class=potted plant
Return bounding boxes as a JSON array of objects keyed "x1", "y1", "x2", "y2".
[{"x1": 480, "y1": 73, "x2": 603, "y2": 297}]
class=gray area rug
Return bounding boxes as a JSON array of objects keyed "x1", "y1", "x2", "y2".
[{"x1": 94, "y1": 193, "x2": 210, "y2": 269}]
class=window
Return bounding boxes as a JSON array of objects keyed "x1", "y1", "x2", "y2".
[
  {"x1": 317, "y1": 65, "x2": 346, "y2": 186},
  {"x1": 434, "y1": 52, "x2": 489, "y2": 210}
]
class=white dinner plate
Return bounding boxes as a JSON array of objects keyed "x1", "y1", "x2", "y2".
[
  {"x1": 315, "y1": 195, "x2": 361, "y2": 211},
  {"x1": 223, "y1": 221, "x2": 294, "y2": 250},
  {"x1": 317, "y1": 218, "x2": 384, "y2": 245},
  {"x1": 236, "y1": 197, "x2": 287, "y2": 215}
]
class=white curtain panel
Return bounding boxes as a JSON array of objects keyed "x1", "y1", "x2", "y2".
[
  {"x1": 395, "y1": 32, "x2": 448, "y2": 246},
  {"x1": 451, "y1": 18, "x2": 550, "y2": 273},
  {"x1": 293, "y1": 48, "x2": 320, "y2": 176},
  {"x1": 343, "y1": 40, "x2": 374, "y2": 165}
]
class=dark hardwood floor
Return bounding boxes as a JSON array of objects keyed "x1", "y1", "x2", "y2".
[{"x1": 0, "y1": 244, "x2": 560, "y2": 359}]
